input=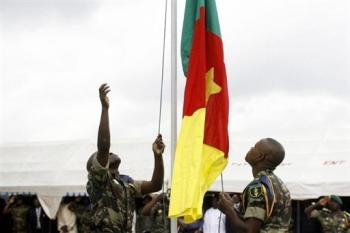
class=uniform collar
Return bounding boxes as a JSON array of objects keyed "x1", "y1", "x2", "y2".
[{"x1": 255, "y1": 169, "x2": 273, "y2": 178}]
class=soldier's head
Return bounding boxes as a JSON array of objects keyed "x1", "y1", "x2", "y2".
[
  {"x1": 87, "y1": 152, "x2": 121, "y2": 178},
  {"x1": 328, "y1": 195, "x2": 342, "y2": 211},
  {"x1": 16, "y1": 196, "x2": 24, "y2": 206},
  {"x1": 245, "y1": 138, "x2": 285, "y2": 172},
  {"x1": 109, "y1": 152, "x2": 121, "y2": 178}
]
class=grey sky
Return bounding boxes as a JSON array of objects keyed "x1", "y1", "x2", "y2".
[{"x1": 0, "y1": 0, "x2": 349, "y2": 151}]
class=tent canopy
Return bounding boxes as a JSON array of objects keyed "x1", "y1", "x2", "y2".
[
  {"x1": 1, "y1": 135, "x2": 349, "y2": 200},
  {"x1": 0, "y1": 140, "x2": 172, "y2": 196}
]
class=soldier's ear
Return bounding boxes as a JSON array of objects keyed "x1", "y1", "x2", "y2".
[{"x1": 255, "y1": 152, "x2": 265, "y2": 162}]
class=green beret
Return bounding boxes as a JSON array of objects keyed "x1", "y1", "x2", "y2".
[{"x1": 330, "y1": 195, "x2": 343, "y2": 206}]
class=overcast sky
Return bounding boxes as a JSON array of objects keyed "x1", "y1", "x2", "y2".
[{"x1": 0, "y1": 0, "x2": 349, "y2": 156}]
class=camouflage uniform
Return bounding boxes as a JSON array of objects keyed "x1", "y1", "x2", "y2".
[
  {"x1": 86, "y1": 154, "x2": 142, "y2": 233},
  {"x1": 10, "y1": 205, "x2": 29, "y2": 233},
  {"x1": 242, "y1": 169, "x2": 292, "y2": 233},
  {"x1": 75, "y1": 204, "x2": 92, "y2": 233},
  {"x1": 135, "y1": 214, "x2": 152, "y2": 233},
  {"x1": 150, "y1": 200, "x2": 170, "y2": 233},
  {"x1": 311, "y1": 208, "x2": 350, "y2": 233}
]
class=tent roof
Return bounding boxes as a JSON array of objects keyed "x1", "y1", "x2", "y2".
[
  {"x1": 1, "y1": 137, "x2": 349, "y2": 199},
  {"x1": 0, "y1": 140, "x2": 172, "y2": 196},
  {"x1": 211, "y1": 137, "x2": 350, "y2": 199}
]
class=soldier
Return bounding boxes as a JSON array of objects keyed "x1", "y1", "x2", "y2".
[
  {"x1": 135, "y1": 195, "x2": 153, "y2": 233},
  {"x1": 74, "y1": 197, "x2": 91, "y2": 233},
  {"x1": 305, "y1": 195, "x2": 350, "y2": 233},
  {"x1": 86, "y1": 84, "x2": 165, "y2": 233},
  {"x1": 141, "y1": 193, "x2": 170, "y2": 233},
  {"x1": 218, "y1": 138, "x2": 292, "y2": 232},
  {"x1": 2, "y1": 195, "x2": 29, "y2": 233}
]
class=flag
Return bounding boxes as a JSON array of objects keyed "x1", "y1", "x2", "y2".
[{"x1": 169, "y1": 0, "x2": 229, "y2": 223}]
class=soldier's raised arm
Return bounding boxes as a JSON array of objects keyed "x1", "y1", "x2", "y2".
[
  {"x1": 96, "y1": 83, "x2": 111, "y2": 167},
  {"x1": 140, "y1": 134, "x2": 165, "y2": 194},
  {"x1": 2, "y1": 196, "x2": 15, "y2": 214},
  {"x1": 304, "y1": 197, "x2": 328, "y2": 218}
]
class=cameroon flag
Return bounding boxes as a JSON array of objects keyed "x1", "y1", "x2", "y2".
[{"x1": 169, "y1": 0, "x2": 229, "y2": 223}]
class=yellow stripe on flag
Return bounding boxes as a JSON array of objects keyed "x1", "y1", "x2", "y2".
[{"x1": 169, "y1": 108, "x2": 227, "y2": 223}]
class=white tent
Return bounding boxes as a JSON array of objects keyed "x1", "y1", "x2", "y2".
[
  {"x1": 0, "y1": 140, "x2": 172, "y2": 218},
  {"x1": 1, "y1": 131, "x2": 350, "y2": 217}
]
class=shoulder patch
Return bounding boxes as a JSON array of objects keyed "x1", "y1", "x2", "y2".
[{"x1": 249, "y1": 186, "x2": 262, "y2": 198}]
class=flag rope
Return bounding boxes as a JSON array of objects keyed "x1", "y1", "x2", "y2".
[
  {"x1": 157, "y1": 0, "x2": 169, "y2": 135},
  {"x1": 158, "y1": 0, "x2": 169, "y2": 230},
  {"x1": 218, "y1": 173, "x2": 224, "y2": 233}
]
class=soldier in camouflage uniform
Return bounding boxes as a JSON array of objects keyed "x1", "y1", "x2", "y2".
[
  {"x1": 76, "y1": 208, "x2": 92, "y2": 233},
  {"x1": 86, "y1": 84, "x2": 165, "y2": 233},
  {"x1": 218, "y1": 138, "x2": 292, "y2": 233},
  {"x1": 141, "y1": 193, "x2": 170, "y2": 233},
  {"x1": 3, "y1": 196, "x2": 29, "y2": 233},
  {"x1": 74, "y1": 197, "x2": 92, "y2": 233},
  {"x1": 135, "y1": 195, "x2": 153, "y2": 233},
  {"x1": 305, "y1": 195, "x2": 350, "y2": 233}
]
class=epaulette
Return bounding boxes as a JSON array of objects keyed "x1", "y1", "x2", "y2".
[{"x1": 242, "y1": 175, "x2": 276, "y2": 220}]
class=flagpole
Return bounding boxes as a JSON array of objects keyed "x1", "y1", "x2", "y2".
[{"x1": 170, "y1": 0, "x2": 177, "y2": 232}]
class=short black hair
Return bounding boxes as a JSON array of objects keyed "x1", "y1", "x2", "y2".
[{"x1": 262, "y1": 138, "x2": 285, "y2": 170}]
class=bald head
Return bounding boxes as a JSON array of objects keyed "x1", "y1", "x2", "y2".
[{"x1": 259, "y1": 138, "x2": 285, "y2": 169}]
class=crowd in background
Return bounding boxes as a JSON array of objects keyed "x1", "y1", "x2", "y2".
[
  {"x1": 1, "y1": 193, "x2": 349, "y2": 233},
  {"x1": 0, "y1": 195, "x2": 91, "y2": 233}
]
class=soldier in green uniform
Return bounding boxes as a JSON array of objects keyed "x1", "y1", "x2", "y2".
[
  {"x1": 86, "y1": 83, "x2": 165, "y2": 233},
  {"x1": 305, "y1": 195, "x2": 350, "y2": 233},
  {"x1": 77, "y1": 209, "x2": 92, "y2": 233},
  {"x1": 218, "y1": 138, "x2": 292, "y2": 233},
  {"x1": 141, "y1": 193, "x2": 170, "y2": 233},
  {"x1": 3, "y1": 196, "x2": 29, "y2": 233},
  {"x1": 74, "y1": 197, "x2": 92, "y2": 233},
  {"x1": 135, "y1": 195, "x2": 153, "y2": 233}
]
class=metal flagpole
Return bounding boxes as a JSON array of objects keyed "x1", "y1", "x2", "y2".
[{"x1": 170, "y1": 0, "x2": 177, "y2": 232}]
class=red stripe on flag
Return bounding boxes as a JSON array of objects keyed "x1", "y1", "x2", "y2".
[
  {"x1": 204, "y1": 31, "x2": 229, "y2": 156},
  {"x1": 183, "y1": 7, "x2": 206, "y2": 117}
]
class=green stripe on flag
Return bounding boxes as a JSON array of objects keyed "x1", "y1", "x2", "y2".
[
  {"x1": 205, "y1": 0, "x2": 221, "y2": 37},
  {"x1": 181, "y1": 0, "x2": 222, "y2": 75}
]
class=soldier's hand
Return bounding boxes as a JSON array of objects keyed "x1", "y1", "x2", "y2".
[
  {"x1": 152, "y1": 134, "x2": 165, "y2": 156},
  {"x1": 218, "y1": 193, "x2": 233, "y2": 215},
  {"x1": 99, "y1": 83, "x2": 110, "y2": 109},
  {"x1": 318, "y1": 197, "x2": 330, "y2": 206}
]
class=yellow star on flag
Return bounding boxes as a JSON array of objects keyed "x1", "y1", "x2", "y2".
[{"x1": 205, "y1": 67, "x2": 221, "y2": 103}]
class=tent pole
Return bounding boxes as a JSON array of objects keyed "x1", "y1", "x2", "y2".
[{"x1": 170, "y1": 0, "x2": 177, "y2": 232}]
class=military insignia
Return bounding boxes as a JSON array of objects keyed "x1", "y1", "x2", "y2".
[{"x1": 249, "y1": 186, "x2": 262, "y2": 198}]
